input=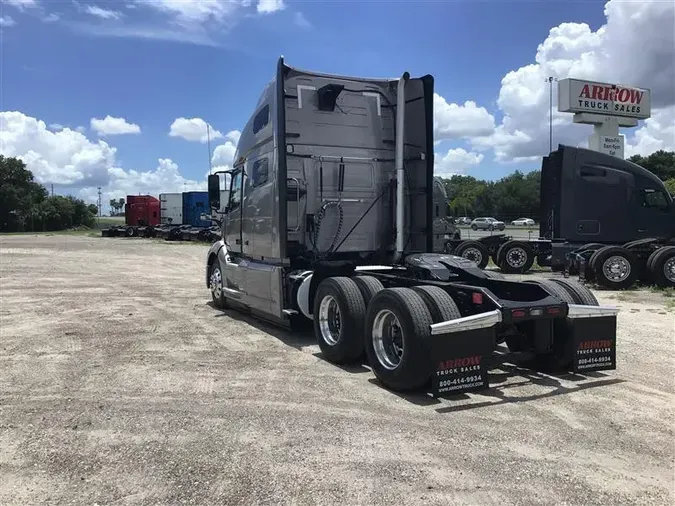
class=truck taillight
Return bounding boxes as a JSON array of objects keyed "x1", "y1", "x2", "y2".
[
  {"x1": 546, "y1": 306, "x2": 561, "y2": 315},
  {"x1": 472, "y1": 293, "x2": 483, "y2": 304},
  {"x1": 512, "y1": 309, "x2": 526, "y2": 318}
]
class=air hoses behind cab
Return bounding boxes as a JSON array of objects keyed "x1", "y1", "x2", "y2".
[{"x1": 311, "y1": 200, "x2": 344, "y2": 258}]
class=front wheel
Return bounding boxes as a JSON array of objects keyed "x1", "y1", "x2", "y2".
[
  {"x1": 454, "y1": 240, "x2": 490, "y2": 269},
  {"x1": 365, "y1": 288, "x2": 433, "y2": 392},
  {"x1": 592, "y1": 246, "x2": 638, "y2": 289},
  {"x1": 208, "y1": 260, "x2": 228, "y2": 309},
  {"x1": 471, "y1": 224, "x2": 478, "y2": 231},
  {"x1": 496, "y1": 240, "x2": 535, "y2": 274}
]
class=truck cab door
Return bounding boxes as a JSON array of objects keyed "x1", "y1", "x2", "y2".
[
  {"x1": 634, "y1": 187, "x2": 673, "y2": 238},
  {"x1": 224, "y1": 166, "x2": 245, "y2": 254}
]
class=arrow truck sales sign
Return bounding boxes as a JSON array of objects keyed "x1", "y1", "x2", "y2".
[{"x1": 558, "y1": 78, "x2": 651, "y2": 120}]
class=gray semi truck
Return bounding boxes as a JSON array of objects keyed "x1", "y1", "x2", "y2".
[
  {"x1": 446, "y1": 146, "x2": 675, "y2": 289},
  {"x1": 205, "y1": 58, "x2": 618, "y2": 395}
]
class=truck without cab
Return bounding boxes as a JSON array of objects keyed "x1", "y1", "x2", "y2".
[{"x1": 205, "y1": 58, "x2": 619, "y2": 395}]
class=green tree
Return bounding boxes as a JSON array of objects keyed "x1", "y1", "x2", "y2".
[
  {"x1": 665, "y1": 178, "x2": 675, "y2": 196},
  {"x1": 0, "y1": 155, "x2": 48, "y2": 232},
  {"x1": 628, "y1": 151, "x2": 675, "y2": 181},
  {"x1": 0, "y1": 155, "x2": 98, "y2": 231}
]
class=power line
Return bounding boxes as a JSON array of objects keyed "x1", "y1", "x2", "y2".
[{"x1": 207, "y1": 123, "x2": 213, "y2": 174}]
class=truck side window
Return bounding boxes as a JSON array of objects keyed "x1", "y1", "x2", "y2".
[
  {"x1": 252, "y1": 158, "x2": 269, "y2": 187},
  {"x1": 580, "y1": 165, "x2": 606, "y2": 178},
  {"x1": 253, "y1": 105, "x2": 269, "y2": 135},
  {"x1": 641, "y1": 189, "x2": 669, "y2": 210},
  {"x1": 228, "y1": 169, "x2": 243, "y2": 211}
]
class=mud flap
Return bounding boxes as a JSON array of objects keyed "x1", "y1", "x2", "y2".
[
  {"x1": 429, "y1": 310, "x2": 500, "y2": 397},
  {"x1": 566, "y1": 305, "x2": 618, "y2": 373}
]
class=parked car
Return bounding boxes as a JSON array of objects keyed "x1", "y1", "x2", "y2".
[
  {"x1": 470, "y1": 217, "x2": 505, "y2": 231},
  {"x1": 511, "y1": 217, "x2": 535, "y2": 226},
  {"x1": 455, "y1": 216, "x2": 472, "y2": 226}
]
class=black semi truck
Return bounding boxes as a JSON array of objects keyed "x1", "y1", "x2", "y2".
[{"x1": 446, "y1": 145, "x2": 675, "y2": 289}]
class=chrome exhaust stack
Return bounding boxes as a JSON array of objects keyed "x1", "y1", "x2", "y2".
[{"x1": 394, "y1": 72, "x2": 409, "y2": 263}]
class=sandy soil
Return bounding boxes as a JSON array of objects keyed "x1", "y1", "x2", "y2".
[{"x1": 0, "y1": 234, "x2": 673, "y2": 506}]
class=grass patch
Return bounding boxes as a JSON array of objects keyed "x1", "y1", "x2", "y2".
[
  {"x1": 648, "y1": 286, "x2": 675, "y2": 297},
  {"x1": 1, "y1": 229, "x2": 95, "y2": 237}
]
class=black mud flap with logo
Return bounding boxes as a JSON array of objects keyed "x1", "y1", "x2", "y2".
[
  {"x1": 429, "y1": 326, "x2": 495, "y2": 398},
  {"x1": 568, "y1": 315, "x2": 617, "y2": 373}
]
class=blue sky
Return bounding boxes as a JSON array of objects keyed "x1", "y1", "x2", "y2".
[{"x1": 2, "y1": 0, "x2": 672, "y2": 203}]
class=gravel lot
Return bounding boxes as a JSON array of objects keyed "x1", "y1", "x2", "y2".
[{"x1": 1, "y1": 235, "x2": 673, "y2": 506}]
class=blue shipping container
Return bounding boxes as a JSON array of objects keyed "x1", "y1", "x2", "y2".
[{"x1": 182, "y1": 191, "x2": 211, "y2": 227}]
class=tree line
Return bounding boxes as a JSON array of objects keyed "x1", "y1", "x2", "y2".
[
  {"x1": 2, "y1": 149, "x2": 673, "y2": 233},
  {"x1": 0, "y1": 156, "x2": 99, "y2": 233},
  {"x1": 437, "y1": 150, "x2": 675, "y2": 221},
  {"x1": 110, "y1": 198, "x2": 126, "y2": 216}
]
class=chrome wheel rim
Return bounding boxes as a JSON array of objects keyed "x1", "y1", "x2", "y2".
[
  {"x1": 462, "y1": 247, "x2": 483, "y2": 266},
  {"x1": 210, "y1": 266, "x2": 223, "y2": 299},
  {"x1": 506, "y1": 247, "x2": 527, "y2": 268},
  {"x1": 602, "y1": 255, "x2": 631, "y2": 283},
  {"x1": 372, "y1": 309, "x2": 404, "y2": 370},
  {"x1": 318, "y1": 295, "x2": 341, "y2": 346},
  {"x1": 664, "y1": 257, "x2": 675, "y2": 282}
]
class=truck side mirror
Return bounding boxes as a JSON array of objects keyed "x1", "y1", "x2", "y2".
[{"x1": 208, "y1": 174, "x2": 221, "y2": 210}]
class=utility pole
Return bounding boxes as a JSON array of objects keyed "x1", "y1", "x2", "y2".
[
  {"x1": 97, "y1": 186, "x2": 102, "y2": 217},
  {"x1": 51, "y1": 184, "x2": 54, "y2": 197},
  {"x1": 207, "y1": 123, "x2": 213, "y2": 174},
  {"x1": 547, "y1": 76, "x2": 557, "y2": 153}
]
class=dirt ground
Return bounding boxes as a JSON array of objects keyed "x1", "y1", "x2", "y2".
[{"x1": 0, "y1": 235, "x2": 673, "y2": 506}]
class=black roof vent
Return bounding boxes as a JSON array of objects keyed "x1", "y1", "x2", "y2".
[{"x1": 317, "y1": 83, "x2": 344, "y2": 112}]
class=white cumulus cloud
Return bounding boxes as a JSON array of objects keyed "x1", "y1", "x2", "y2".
[
  {"x1": 0, "y1": 15, "x2": 17, "y2": 27},
  {"x1": 0, "y1": 111, "x2": 204, "y2": 205},
  {"x1": 82, "y1": 5, "x2": 123, "y2": 20},
  {"x1": 433, "y1": 94, "x2": 495, "y2": 141},
  {"x1": 90, "y1": 116, "x2": 141, "y2": 136},
  {"x1": 2, "y1": 0, "x2": 37, "y2": 9},
  {"x1": 211, "y1": 130, "x2": 241, "y2": 171},
  {"x1": 1, "y1": 111, "x2": 116, "y2": 186},
  {"x1": 257, "y1": 0, "x2": 285, "y2": 14},
  {"x1": 474, "y1": 0, "x2": 675, "y2": 163},
  {"x1": 169, "y1": 117, "x2": 223, "y2": 143},
  {"x1": 434, "y1": 148, "x2": 484, "y2": 177}
]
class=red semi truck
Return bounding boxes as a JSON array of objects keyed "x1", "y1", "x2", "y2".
[{"x1": 125, "y1": 196, "x2": 160, "y2": 227}]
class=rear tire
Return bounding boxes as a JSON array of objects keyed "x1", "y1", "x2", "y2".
[
  {"x1": 411, "y1": 285, "x2": 461, "y2": 323},
  {"x1": 365, "y1": 288, "x2": 434, "y2": 392},
  {"x1": 352, "y1": 275, "x2": 384, "y2": 307},
  {"x1": 497, "y1": 240, "x2": 535, "y2": 274},
  {"x1": 549, "y1": 278, "x2": 599, "y2": 306},
  {"x1": 591, "y1": 246, "x2": 638, "y2": 289},
  {"x1": 525, "y1": 279, "x2": 575, "y2": 304},
  {"x1": 648, "y1": 246, "x2": 675, "y2": 288},
  {"x1": 454, "y1": 240, "x2": 490, "y2": 269},
  {"x1": 313, "y1": 277, "x2": 367, "y2": 364}
]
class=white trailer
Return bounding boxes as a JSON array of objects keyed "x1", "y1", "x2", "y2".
[{"x1": 160, "y1": 193, "x2": 183, "y2": 225}]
